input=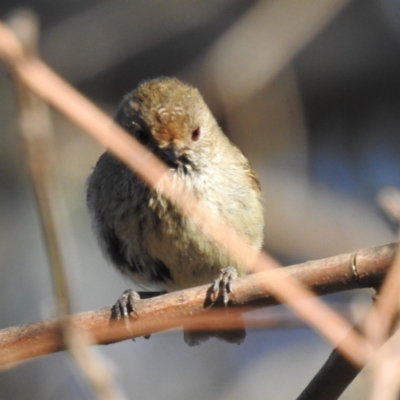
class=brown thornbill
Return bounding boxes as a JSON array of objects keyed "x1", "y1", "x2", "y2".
[{"x1": 87, "y1": 77, "x2": 264, "y2": 345}]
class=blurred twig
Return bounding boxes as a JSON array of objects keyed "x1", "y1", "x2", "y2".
[
  {"x1": 0, "y1": 241, "x2": 394, "y2": 368},
  {"x1": 371, "y1": 186, "x2": 400, "y2": 345},
  {"x1": 297, "y1": 323, "x2": 400, "y2": 400},
  {"x1": 298, "y1": 188, "x2": 400, "y2": 400},
  {"x1": 377, "y1": 186, "x2": 400, "y2": 225},
  {"x1": 7, "y1": 10, "x2": 119, "y2": 400},
  {"x1": 369, "y1": 186, "x2": 400, "y2": 400},
  {"x1": 368, "y1": 324, "x2": 400, "y2": 400},
  {"x1": 207, "y1": 0, "x2": 351, "y2": 111},
  {"x1": 9, "y1": 7, "x2": 71, "y2": 323}
]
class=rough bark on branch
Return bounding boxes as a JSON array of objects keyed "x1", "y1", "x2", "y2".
[{"x1": 0, "y1": 242, "x2": 395, "y2": 368}]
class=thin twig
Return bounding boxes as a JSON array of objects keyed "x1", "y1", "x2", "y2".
[
  {"x1": 296, "y1": 343, "x2": 361, "y2": 400},
  {"x1": 0, "y1": 241, "x2": 394, "y2": 369},
  {"x1": 7, "y1": 10, "x2": 119, "y2": 400}
]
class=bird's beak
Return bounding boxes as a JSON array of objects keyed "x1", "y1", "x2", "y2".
[{"x1": 158, "y1": 145, "x2": 179, "y2": 167}]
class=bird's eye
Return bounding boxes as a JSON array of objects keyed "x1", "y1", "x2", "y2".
[
  {"x1": 136, "y1": 130, "x2": 149, "y2": 145},
  {"x1": 191, "y1": 128, "x2": 201, "y2": 141}
]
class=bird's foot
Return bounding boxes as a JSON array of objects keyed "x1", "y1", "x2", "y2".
[
  {"x1": 111, "y1": 289, "x2": 155, "y2": 340},
  {"x1": 184, "y1": 267, "x2": 244, "y2": 346},
  {"x1": 112, "y1": 289, "x2": 141, "y2": 320},
  {"x1": 212, "y1": 266, "x2": 238, "y2": 306}
]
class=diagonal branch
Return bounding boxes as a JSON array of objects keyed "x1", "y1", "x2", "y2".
[
  {"x1": 0, "y1": 242, "x2": 395, "y2": 369},
  {"x1": 296, "y1": 325, "x2": 364, "y2": 400}
]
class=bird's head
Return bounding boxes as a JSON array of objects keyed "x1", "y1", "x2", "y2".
[{"x1": 115, "y1": 77, "x2": 217, "y2": 169}]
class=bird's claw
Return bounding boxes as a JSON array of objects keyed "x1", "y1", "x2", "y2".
[
  {"x1": 111, "y1": 289, "x2": 142, "y2": 338},
  {"x1": 111, "y1": 289, "x2": 141, "y2": 320},
  {"x1": 212, "y1": 266, "x2": 238, "y2": 306},
  {"x1": 183, "y1": 266, "x2": 243, "y2": 345}
]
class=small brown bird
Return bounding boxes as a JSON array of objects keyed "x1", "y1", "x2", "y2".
[{"x1": 86, "y1": 77, "x2": 264, "y2": 345}]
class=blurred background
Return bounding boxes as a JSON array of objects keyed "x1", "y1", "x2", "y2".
[{"x1": 1, "y1": 0, "x2": 400, "y2": 399}]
